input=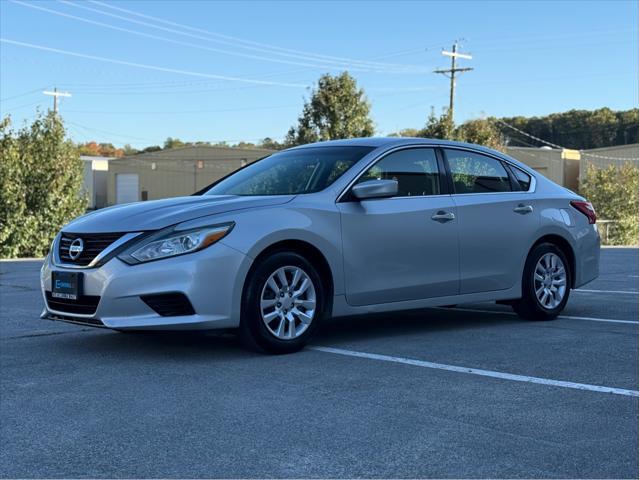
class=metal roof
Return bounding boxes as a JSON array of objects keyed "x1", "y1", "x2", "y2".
[{"x1": 111, "y1": 145, "x2": 274, "y2": 163}]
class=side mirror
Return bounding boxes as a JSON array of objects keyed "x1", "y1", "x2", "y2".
[{"x1": 351, "y1": 179, "x2": 398, "y2": 200}]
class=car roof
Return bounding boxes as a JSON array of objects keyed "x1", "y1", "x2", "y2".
[
  {"x1": 287, "y1": 137, "x2": 539, "y2": 177},
  {"x1": 289, "y1": 136, "x2": 496, "y2": 152}
]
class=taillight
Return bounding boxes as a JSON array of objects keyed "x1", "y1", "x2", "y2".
[{"x1": 570, "y1": 200, "x2": 597, "y2": 224}]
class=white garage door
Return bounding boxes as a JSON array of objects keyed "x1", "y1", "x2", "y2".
[{"x1": 116, "y1": 173, "x2": 139, "y2": 204}]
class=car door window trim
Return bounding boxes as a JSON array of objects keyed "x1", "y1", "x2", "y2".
[
  {"x1": 439, "y1": 146, "x2": 537, "y2": 196},
  {"x1": 337, "y1": 143, "x2": 536, "y2": 202}
]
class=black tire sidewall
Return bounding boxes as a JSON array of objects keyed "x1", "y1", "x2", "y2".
[
  {"x1": 241, "y1": 251, "x2": 325, "y2": 354},
  {"x1": 520, "y1": 243, "x2": 571, "y2": 320}
]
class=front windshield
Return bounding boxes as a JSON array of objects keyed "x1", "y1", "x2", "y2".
[{"x1": 205, "y1": 146, "x2": 374, "y2": 196}]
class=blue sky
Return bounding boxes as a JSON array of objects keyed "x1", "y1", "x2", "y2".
[{"x1": 1, "y1": 0, "x2": 637, "y2": 148}]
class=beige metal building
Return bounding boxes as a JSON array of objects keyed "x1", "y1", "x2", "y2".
[
  {"x1": 506, "y1": 144, "x2": 639, "y2": 191},
  {"x1": 104, "y1": 143, "x2": 639, "y2": 206},
  {"x1": 81, "y1": 155, "x2": 112, "y2": 209},
  {"x1": 106, "y1": 146, "x2": 273, "y2": 205},
  {"x1": 505, "y1": 147, "x2": 581, "y2": 192}
]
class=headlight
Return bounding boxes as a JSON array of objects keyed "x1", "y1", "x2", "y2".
[{"x1": 119, "y1": 223, "x2": 233, "y2": 264}]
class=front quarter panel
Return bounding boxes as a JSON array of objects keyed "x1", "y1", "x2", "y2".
[{"x1": 184, "y1": 197, "x2": 344, "y2": 300}]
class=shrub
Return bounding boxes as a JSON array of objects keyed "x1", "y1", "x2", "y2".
[
  {"x1": 580, "y1": 163, "x2": 639, "y2": 245},
  {"x1": 0, "y1": 112, "x2": 87, "y2": 258}
]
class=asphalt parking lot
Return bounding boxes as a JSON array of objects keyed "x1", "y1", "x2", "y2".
[{"x1": 1, "y1": 248, "x2": 637, "y2": 478}]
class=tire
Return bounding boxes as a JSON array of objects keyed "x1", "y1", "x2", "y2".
[
  {"x1": 512, "y1": 243, "x2": 571, "y2": 321},
  {"x1": 240, "y1": 251, "x2": 326, "y2": 354}
]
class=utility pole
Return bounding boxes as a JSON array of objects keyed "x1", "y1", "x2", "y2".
[
  {"x1": 434, "y1": 42, "x2": 473, "y2": 123},
  {"x1": 43, "y1": 87, "x2": 72, "y2": 113}
]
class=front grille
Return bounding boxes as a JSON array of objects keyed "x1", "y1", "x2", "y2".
[
  {"x1": 45, "y1": 291, "x2": 101, "y2": 315},
  {"x1": 59, "y1": 232, "x2": 124, "y2": 266},
  {"x1": 141, "y1": 292, "x2": 195, "y2": 317}
]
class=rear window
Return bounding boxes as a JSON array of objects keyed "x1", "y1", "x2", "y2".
[{"x1": 511, "y1": 166, "x2": 532, "y2": 191}]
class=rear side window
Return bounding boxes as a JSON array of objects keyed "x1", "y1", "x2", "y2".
[
  {"x1": 445, "y1": 149, "x2": 512, "y2": 194},
  {"x1": 358, "y1": 148, "x2": 441, "y2": 197},
  {"x1": 511, "y1": 166, "x2": 532, "y2": 191}
]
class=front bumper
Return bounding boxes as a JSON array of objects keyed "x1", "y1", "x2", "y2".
[{"x1": 40, "y1": 242, "x2": 251, "y2": 330}]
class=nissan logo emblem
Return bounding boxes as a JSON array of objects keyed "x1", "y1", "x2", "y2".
[{"x1": 68, "y1": 238, "x2": 84, "y2": 260}]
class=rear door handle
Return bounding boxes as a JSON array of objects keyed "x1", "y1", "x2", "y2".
[
  {"x1": 431, "y1": 211, "x2": 455, "y2": 222},
  {"x1": 513, "y1": 204, "x2": 533, "y2": 214}
]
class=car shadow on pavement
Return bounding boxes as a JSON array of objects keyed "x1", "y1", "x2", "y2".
[
  {"x1": 314, "y1": 306, "x2": 525, "y2": 344},
  {"x1": 46, "y1": 306, "x2": 523, "y2": 358}
]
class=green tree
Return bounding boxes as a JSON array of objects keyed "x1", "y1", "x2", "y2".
[
  {"x1": 388, "y1": 128, "x2": 422, "y2": 138},
  {"x1": 419, "y1": 108, "x2": 455, "y2": 140},
  {"x1": 259, "y1": 137, "x2": 283, "y2": 150},
  {"x1": 122, "y1": 143, "x2": 138, "y2": 156},
  {"x1": 164, "y1": 137, "x2": 185, "y2": 149},
  {"x1": 285, "y1": 72, "x2": 374, "y2": 146},
  {"x1": 141, "y1": 145, "x2": 161, "y2": 154},
  {"x1": 580, "y1": 164, "x2": 639, "y2": 245},
  {"x1": 1, "y1": 112, "x2": 87, "y2": 258},
  {"x1": 500, "y1": 108, "x2": 639, "y2": 149},
  {"x1": 234, "y1": 141, "x2": 257, "y2": 149},
  {"x1": 455, "y1": 117, "x2": 503, "y2": 150},
  {"x1": 402, "y1": 108, "x2": 503, "y2": 150}
]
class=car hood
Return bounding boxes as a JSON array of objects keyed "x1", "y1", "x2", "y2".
[{"x1": 62, "y1": 195, "x2": 295, "y2": 233}]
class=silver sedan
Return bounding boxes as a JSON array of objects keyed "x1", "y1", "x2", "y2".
[{"x1": 41, "y1": 138, "x2": 600, "y2": 353}]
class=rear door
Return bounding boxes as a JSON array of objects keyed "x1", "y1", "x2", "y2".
[
  {"x1": 443, "y1": 148, "x2": 540, "y2": 294},
  {"x1": 339, "y1": 147, "x2": 459, "y2": 306}
]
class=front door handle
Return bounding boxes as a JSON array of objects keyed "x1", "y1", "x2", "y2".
[
  {"x1": 431, "y1": 211, "x2": 455, "y2": 222},
  {"x1": 513, "y1": 204, "x2": 534, "y2": 214}
]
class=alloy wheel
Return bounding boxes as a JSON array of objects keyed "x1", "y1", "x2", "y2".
[
  {"x1": 260, "y1": 266, "x2": 316, "y2": 340},
  {"x1": 533, "y1": 252, "x2": 567, "y2": 309}
]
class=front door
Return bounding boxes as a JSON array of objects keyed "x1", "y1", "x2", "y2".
[{"x1": 338, "y1": 147, "x2": 459, "y2": 306}]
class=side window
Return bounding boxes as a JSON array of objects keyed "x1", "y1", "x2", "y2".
[
  {"x1": 511, "y1": 166, "x2": 532, "y2": 191},
  {"x1": 445, "y1": 149, "x2": 512, "y2": 194},
  {"x1": 357, "y1": 148, "x2": 441, "y2": 197}
]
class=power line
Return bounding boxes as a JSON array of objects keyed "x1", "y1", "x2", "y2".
[
  {"x1": 0, "y1": 38, "x2": 311, "y2": 88},
  {"x1": 66, "y1": 119, "x2": 162, "y2": 143},
  {"x1": 84, "y1": 0, "x2": 430, "y2": 72},
  {"x1": 64, "y1": 103, "x2": 300, "y2": 115},
  {"x1": 0, "y1": 100, "x2": 45, "y2": 114},
  {"x1": 14, "y1": 0, "x2": 428, "y2": 74},
  {"x1": 0, "y1": 87, "x2": 44, "y2": 102}
]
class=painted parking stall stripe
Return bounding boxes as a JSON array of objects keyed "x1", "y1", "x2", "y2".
[
  {"x1": 434, "y1": 307, "x2": 639, "y2": 325},
  {"x1": 310, "y1": 346, "x2": 639, "y2": 397},
  {"x1": 575, "y1": 289, "x2": 639, "y2": 295}
]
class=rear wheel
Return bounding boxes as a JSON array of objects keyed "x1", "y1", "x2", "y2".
[
  {"x1": 512, "y1": 243, "x2": 571, "y2": 320},
  {"x1": 240, "y1": 251, "x2": 326, "y2": 354}
]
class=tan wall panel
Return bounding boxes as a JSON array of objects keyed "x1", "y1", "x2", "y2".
[{"x1": 106, "y1": 148, "x2": 269, "y2": 205}]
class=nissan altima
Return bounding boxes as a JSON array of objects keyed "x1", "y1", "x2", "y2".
[{"x1": 41, "y1": 138, "x2": 600, "y2": 353}]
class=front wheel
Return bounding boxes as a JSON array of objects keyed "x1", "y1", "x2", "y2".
[
  {"x1": 512, "y1": 243, "x2": 571, "y2": 321},
  {"x1": 240, "y1": 251, "x2": 326, "y2": 354}
]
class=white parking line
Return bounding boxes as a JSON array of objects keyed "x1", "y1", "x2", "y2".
[
  {"x1": 575, "y1": 289, "x2": 638, "y2": 295},
  {"x1": 310, "y1": 346, "x2": 639, "y2": 397},
  {"x1": 433, "y1": 307, "x2": 639, "y2": 325}
]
